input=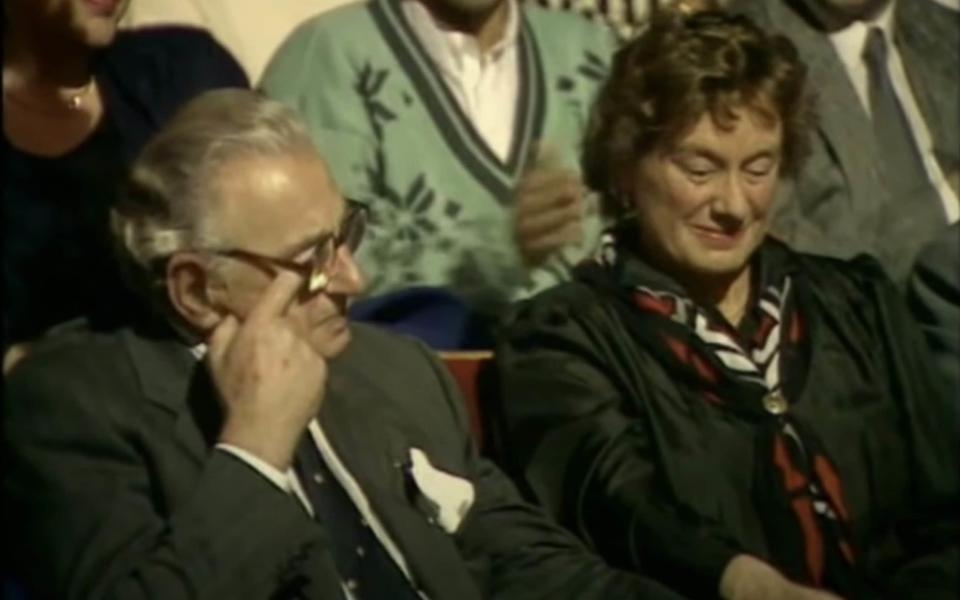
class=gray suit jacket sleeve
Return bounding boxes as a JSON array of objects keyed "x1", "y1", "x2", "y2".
[
  {"x1": 907, "y1": 223, "x2": 960, "y2": 424},
  {"x1": 2, "y1": 342, "x2": 339, "y2": 600},
  {"x1": 407, "y1": 343, "x2": 685, "y2": 600}
]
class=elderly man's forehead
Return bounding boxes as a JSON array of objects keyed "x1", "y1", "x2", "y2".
[{"x1": 206, "y1": 150, "x2": 341, "y2": 245}]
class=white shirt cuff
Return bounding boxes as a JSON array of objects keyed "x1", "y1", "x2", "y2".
[{"x1": 216, "y1": 443, "x2": 297, "y2": 494}]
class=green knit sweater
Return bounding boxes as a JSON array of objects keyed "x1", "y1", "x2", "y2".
[{"x1": 262, "y1": 0, "x2": 615, "y2": 312}]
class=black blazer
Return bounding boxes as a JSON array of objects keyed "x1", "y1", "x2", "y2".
[
  {"x1": 497, "y1": 249, "x2": 959, "y2": 599},
  {"x1": 3, "y1": 320, "x2": 681, "y2": 600}
]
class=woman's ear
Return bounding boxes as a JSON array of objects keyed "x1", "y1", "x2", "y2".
[
  {"x1": 166, "y1": 254, "x2": 224, "y2": 334},
  {"x1": 614, "y1": 162, "x2": 638, "y2": 213}
]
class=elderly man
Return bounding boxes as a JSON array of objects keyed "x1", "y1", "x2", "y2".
[
  {"x1": 2, "y1": 90, "x2": 682, "y2": 600},
  {"x1": 261, "y1": 0, "x2": 615, "y2": 324},
  {"x1": 729, "y1": 0, "x2": 958, "y2": 281}
]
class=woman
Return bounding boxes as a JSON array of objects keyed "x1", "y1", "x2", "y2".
[
  {"x1": 3, "y1": 0, "x2": 247, "y2": 364},
  {"x1": 497, "y1": 11, "x2": 958, "y2": 600}
]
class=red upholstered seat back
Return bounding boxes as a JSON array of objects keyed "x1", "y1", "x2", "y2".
[{"x1": 440, "y1": 351, "x2": 494, "y2": 450}]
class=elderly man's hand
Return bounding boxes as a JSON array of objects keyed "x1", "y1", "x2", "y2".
[
  {"x1": 513, "y1": 146, "x2": 585, "y2": 267},
  {"x1": 207, "y1": 270, "x2": 327, "y2": 471},
  {"x1": 719, "y1": 555, "x2": 845, "y2": 600}
]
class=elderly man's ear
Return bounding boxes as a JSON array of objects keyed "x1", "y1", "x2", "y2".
[{"x1": 166, "y1": 254, "x2": 226, "y2": 333}]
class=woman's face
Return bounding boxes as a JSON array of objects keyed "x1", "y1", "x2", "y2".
[
  {"x1": 626, "y1": 106, "x2": 783, "y2": 281},
  {"x1": 12, "y1": 0, "x2": 129, "y2": 48}
]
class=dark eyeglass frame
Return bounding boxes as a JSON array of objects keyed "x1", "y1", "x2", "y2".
[{"x1": 211, "y1": 199, "x2": 368, "y2": 294}]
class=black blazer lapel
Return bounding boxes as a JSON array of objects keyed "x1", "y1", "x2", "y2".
[{"x1": 321, "y1": 365, "x2": 483, "y2": 600}]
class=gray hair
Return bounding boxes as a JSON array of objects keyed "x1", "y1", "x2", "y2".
[{"x1": 111, "y1": 88, "x2": 317, "y2": 304}]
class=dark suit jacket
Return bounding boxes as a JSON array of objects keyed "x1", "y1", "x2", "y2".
[
  {"x1": 2, "y1": 320, "x2": 681, "y2": 600},
  {"x1": 907, "y1": 222, "x2": 960, "y2": 426},
  {"x1": 729, "y1": 0, "x2": 959, "y2": 281}
]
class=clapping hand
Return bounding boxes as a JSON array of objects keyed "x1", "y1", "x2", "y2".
[{"x1": 513, "y1": 144, "x2": 586, "y2": 267}]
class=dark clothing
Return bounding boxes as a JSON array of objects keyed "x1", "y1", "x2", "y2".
[
  {"x1": 294, "y1": 437, "x2": 420, "y2": 600},
  {"x1": 4, "y1": 116, "x2": 131, "y2": 345},
  {"x1": 2, "y1": 26, "x2": 248, "y2": 348},
  {"x1": 497, "y1": 240, "x2": 959, "y2": 599},
  {"x1": 2, "y1": 319, "x2": 683, "y2": 600},
  {"x1": 907, "y1": 222, "x2": 960, "y2": 427}
]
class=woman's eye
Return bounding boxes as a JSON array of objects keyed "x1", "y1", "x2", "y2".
[
  {"x1": 745, "y1": 159, "x2": 776, "y2": 178},
  {"x1": 679, "y1": 162, "x2": 714, "y2": 179}
]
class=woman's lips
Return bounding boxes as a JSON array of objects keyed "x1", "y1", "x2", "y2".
[
  {"x1": 690, "y1": 224, "x2": 745, "y2": 249},
  {"x1": 83, "y1": 0, "x2": 120, "y2": 16}
]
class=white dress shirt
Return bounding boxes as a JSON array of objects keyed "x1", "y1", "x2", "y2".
[
  {"x1": 189, "y1": 345, "x2": 421, "y2": 599},
  {"x1": 828, "y1": 0, "x2": 959, "y2": 222},
  {"x1": 401, "y1": 0, "x2": 521, "y2": 162}
]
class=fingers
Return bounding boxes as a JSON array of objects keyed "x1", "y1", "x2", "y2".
[
  {"x1": 527, "y1": 141, "x2": 564, "y2": 172},
  {"x1": 520, "y1": 221, "x2": 583, "y2": 266},
  {"x1": 516, "y1": 169, "x2": 583, "y2": 215},
  {"x1": 206, "y1": 314, "x2": 239, "y2": 367},
  {"x1": 515, "y1": 195, "x2": 583, "y2": 241},
  {"x1": 514, "y1": 164, "x2": 586, "y2": 266},
  {"x1": 247, "y1": 269, "x2": 305, "y2": 323}
]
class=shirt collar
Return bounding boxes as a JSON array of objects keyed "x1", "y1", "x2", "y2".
[
  {"x1": 828, "y1": 0, "x2": 897, "y2": 70},
  {"x1": 402, "y1": 0, "x2": 520, "y2": 68}
]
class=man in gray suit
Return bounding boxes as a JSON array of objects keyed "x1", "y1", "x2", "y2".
[
  {"x1": 2, "y1": 89, "x2": 682, "y2": 600},
  {"x1": 729, "y1": 0, "x2": 959, "y2": 281}
]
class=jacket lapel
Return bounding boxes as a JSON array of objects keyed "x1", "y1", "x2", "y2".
[
  {"x1": 321, "y1": 360, "x2": 483, "y2": 600},
  {"x1": 897, "y1": 0, "x2": 960, "y2": 175},
  {"x1": 122, "y1": 325, "x2": 217, "y2": 467}
]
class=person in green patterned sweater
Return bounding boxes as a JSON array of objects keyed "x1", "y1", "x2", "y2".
[{"x1": 261, "y1": 0, "x2": 616, "y2": 323}]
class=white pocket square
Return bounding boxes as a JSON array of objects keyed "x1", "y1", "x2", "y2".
[{"x1": 406, "y1": 448, "x2": 475, "y2": 534}]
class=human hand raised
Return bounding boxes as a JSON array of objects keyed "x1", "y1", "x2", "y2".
[
  {"x1": 513, "y1": 144, "x2": 585, "y2": 267},
  {"x1": 207, "y1": 270, "x2": 327, "y2": 470}
]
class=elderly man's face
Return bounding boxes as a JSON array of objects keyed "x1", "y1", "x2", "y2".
[
  {"x1": 626, "y1": 106, "x2": 783, "y2": 282},
  {"x1": 206, "y1": 150, "x2": 366, "y2": 359}
]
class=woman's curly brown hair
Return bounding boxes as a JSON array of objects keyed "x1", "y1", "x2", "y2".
[{"x1": 582, "y1": 10, "x2": 816, "y2": 219}]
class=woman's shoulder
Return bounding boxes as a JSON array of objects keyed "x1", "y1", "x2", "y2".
[
  {"x1": 792, "y1": 251, "x2": 895, "y2": 295},
  {"x1": 104, "y1": 25, "x2": 247, "y2": 86},
  {"x1": 787, "y1": 250, "x2": 903, "y2": 321},
  {"x1": 502, "y1": 279, "x2": 614, "y2": 342},
  {"x1": 110, "y1": 25, "x2": 222, "y2": 57}
]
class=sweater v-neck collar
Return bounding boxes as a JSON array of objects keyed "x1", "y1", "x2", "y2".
[{"x1": 369, "y1": 0, "x2": 546, "y2": 202}]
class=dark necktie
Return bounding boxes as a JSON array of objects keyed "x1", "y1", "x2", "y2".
[
  {"x1": 863, "y1": 27, "x2": 931, "y2": 185},
  {"x1": 294, "y1": 438, "x2": 421, "y2": 600},
  {"x1": 861, "y1": 27, "x2": 945, "y2": 279}
]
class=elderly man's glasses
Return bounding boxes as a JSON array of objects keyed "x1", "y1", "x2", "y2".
[{"x1": 213, "y1": 200, "x2": 367, "y2": 294}]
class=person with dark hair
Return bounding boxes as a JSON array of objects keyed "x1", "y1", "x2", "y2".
[
  {"x1": 497, "y1": 10, "x2": 958, "y2": 600},
  {"x1": 2, "y1": 0, "x2": 248, "y2": 370}
]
